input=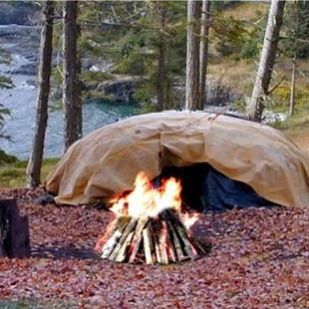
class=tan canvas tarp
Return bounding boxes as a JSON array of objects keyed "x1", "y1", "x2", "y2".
[{"x1": 45, "y1": 111, "x2": 309, "y2": 207}]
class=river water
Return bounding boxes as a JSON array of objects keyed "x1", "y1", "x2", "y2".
[{"x1": 0, "y1": 40, "x2": 138, "y2": 159}]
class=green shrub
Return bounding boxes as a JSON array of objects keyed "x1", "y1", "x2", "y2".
[
  {"x1": 0, "y1": 149, "x2": 17, "y2": 165},
  {"x1": 271, "y1": 83, "x2": 309, "y2": 114},
  {"x1": 115, "y1": 47, "x2": 152, "y2": 76},
  {"x1": 0, "y1": 158, "x2": 59, "y2": 188}
]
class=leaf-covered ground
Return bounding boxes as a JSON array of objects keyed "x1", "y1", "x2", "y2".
[{"x1": 0, "y1": 188, "x2": 308, "y2": 308}]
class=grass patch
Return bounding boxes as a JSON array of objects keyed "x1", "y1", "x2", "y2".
[
  {"x1": 271, "y1": 113, "x2": 309, "y2": 154},
  {"x1": 0, "y1": 299, "x2": 77, "y2": 308},
  {"x1": 0, "y1": 158, "x2": 59, "y2": 188},
  {"x1": 271, "y1": 111, "x2": 309, "y2": 131}
]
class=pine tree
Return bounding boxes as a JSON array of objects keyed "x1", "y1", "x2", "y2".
[
  {"x1": 199, "y1": 0, "x2": 211, "y2": 110},
  {"x1": 63, "y1": 0, "x2": 82, "y2": 151},
  {"x1": 26, "y1": 1, "x2": 54, "y2": 188},
  {"x1": 0, "y1": 48, "x2": 13, "y2": 140},
  {"x1": 185, "y1": 0, "x2": 201, "y2": 110}
]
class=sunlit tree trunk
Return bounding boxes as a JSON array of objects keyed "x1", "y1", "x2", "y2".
[
  {"x1": 185, "y1": 0, "x2": 201, "y2": 110},
  {"x1": 199, "y1": 0, "x2": 211, "y2": 110},
  {"x1": 289, "y1": 2, "x2": 299, "y2": 118},
  {"x1": 63, "y1": 0, "x2": 82, "y2": 151},
  {"x1": 248, "y1": 0, "x2": 285, "y2": 122},
  {"x1": 26, "y1": 1, "x2": 54, "y2": 188},
  {"x1": 289, "y1": 52, "x2": 296, "y2": 117}
]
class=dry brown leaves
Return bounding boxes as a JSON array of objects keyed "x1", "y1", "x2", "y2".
[{"x1": 0, "y1": 188, "x2": 308, "y2": 308}]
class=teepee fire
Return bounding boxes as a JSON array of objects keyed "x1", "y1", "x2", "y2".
[{"x1": 95, "y1": 172, "x2": 209, "y2": 264}]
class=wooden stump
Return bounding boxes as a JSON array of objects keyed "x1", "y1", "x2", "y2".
[{"x1": 0, "y1": 199, "x2": 30, "y2": 258}]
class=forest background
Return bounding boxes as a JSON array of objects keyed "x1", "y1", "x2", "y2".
[{"x1": 0, "y1": 0, "x2": 308, "y2": 187}]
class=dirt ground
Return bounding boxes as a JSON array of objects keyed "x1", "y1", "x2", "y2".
[
  {"x1": 0, "y1": 188, "x2": 308, "y2": 308},
  {"x1": 0, "y1": 127, "x2": 308, "y2": 308}
]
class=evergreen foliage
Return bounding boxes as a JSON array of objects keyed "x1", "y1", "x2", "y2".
[
  {"x1": 77, "y1": 1, "x2": 187, "y2": 108},
  {"x1": 47, "y1": 1, "x2": 309, "y2": 112},
  {"x1": 0, "y1": 47, "x2": 13, "y2": 141},
  {"x1": 283, "y1": 1, "x2": 309, "y2": 59}
]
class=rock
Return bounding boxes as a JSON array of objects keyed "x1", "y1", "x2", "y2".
[
  {"x1": 35, "y1": 193, "x2": 55, "y2": 206},
  {"x1": 96, "y1": 75, "x2": 143, "y2": 104},
  {"x1": 173, "y1": 76, "x2": 241, "y2": 108},
  {"x1": 7, "y1": 63, "x2": 37, "y2": 76},
  {"x1": 0, "y1": 25, "x2": 40, "y2": 61},
  {"x1": 0, "y1": 3, "x2": 40, "y2": 26},
  {"x1": 21, "y1": 79, "x2": 37, "y2": 88},
  {"x1": 205, "y1": 77, "x2": 241, "y2": 106},
  {"x1": 262, "y1": 111, "x2": 288, "y2": 124}
]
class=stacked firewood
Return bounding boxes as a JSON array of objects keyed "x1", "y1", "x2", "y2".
[{"x1": 97, "y1": 209, "x2": 209, "y2": 264}]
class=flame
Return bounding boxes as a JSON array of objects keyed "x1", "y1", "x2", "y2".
[
  {"x1": 180, "y1": 212, "x2": 200, "y2": 230},
  {"x1": 110, "y1": 172, "x2": 200, "y2": 229},
  {"x1": 110, "y1": 172, "x2": 182, "y2": 218}
]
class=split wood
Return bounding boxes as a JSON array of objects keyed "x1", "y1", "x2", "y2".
[{"x1": 99, "y1": 209, "x2": 209, "y2": 264}]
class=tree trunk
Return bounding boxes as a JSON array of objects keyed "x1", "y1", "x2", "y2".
[
  {"x1": 199, "y1": 0, "x2": 211, "y2": 110},
  {"x1": 289, "y1": 52, "x2": 296, "y2": 117},
  {"x1": 156, "y1": 2, "x2": 168, "y2": 111},
  {"x1": 63, "y1": 0, "x2": 82, "y2": 152},
  {"x1": 26, "y1": 1, "x2": 54, "y2": 188},
  {"x1": 289, "y1": 2, "x2": 299, "y2": 118},
  {"x1": 185, "y1": 0, "x2": 201, "y2": 110},
  {"x1": 248, "y1": 0, "x2": 286, "y2": 122}
]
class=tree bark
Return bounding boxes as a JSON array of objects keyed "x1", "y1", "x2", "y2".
[
  {"x1": 0, "y1": 199, "x2": 30, "y2": 258},
  {"x1": 26, "y1": 1, "x2": 54, "y2": 188},
  {"x1": 289, "y1": 1, "x2": 299, "y2": 118},
  {"x1": 248, "y1": 0, "x2": 286, "y2": 122},
  {"x1": 63, "y1": 0, "x2": 82, "y2": 152},
  {"x1": 185, "y1": 0, "x2": 201, "y2": 110},
  {"x1": 289, "y1": 52, "x2": 296, "y2": 117},
  {"x1": 156, "y1": 2, "x2": 168, "y2": 111},
  {"x1": 199, "y1": 0, "x2": 211, "y2": 110}
]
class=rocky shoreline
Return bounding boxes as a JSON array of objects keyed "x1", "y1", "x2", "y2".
[
  {"x1": 0, "y1": 22, "x2": 243, "y2": 107},
  {"x1": 0, "y1": 25, "x2": 40, "y2": 67},
  {"x1": 0, "y1": 27, "x2": 140, "y2": 159},
  {"x1": 0, "y1": 24, "x2": 142, "y2": 104}
]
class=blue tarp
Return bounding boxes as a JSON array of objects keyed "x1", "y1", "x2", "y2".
[
  {"x1": 157, "y1": 164, "x2": 276, "y2": 213},
  {"x1": 202, "y1": 167, "x2": 276, "y2": 212}
]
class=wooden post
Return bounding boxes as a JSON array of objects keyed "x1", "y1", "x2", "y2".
[{"x1": 0, "y1": 199, "x2": 30, "y2": 258}]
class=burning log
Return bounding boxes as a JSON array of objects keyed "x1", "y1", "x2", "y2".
[
  {"x1": 97, "y1": 209, "x2": 208, "y2": 264},
  {"x1": 164, "y1": 212, "x2": 188, "y2": 262},
  {"x1": 99, "y1": 216, "x2": 130, "y2": 259},
  {"x1": 128, "y1": 216, "x2": 148, "y2": 263},
  {"x1": 142, "y1": 224, "x2": 154, "y2": 264},
  {"x1": 109, "y1": 218, "x2": 137, "y2": 262}
]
